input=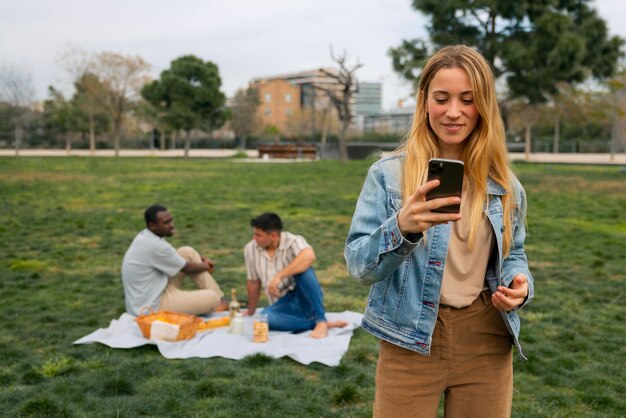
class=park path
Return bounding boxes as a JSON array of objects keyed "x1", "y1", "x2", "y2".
[
  {"x1": 508, "y1": 152, "x2": 626, "y2": 165},
  {"x1": 0, "y1": 149, "x2": 625, "y2": 165},
  {"x1": 0, "y1": 149, "x2": 259, "y2": 158}
]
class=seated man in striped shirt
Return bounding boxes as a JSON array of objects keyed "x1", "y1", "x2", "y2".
[{"x1": 243, "y1": 212, "x2": 347, "y2": 338}]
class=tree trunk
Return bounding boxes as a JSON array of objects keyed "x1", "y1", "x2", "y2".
[
  {"x1": 240, "y1": 134, "x2": 247, "y2": 150},
  {"x1": 114, "y1": 119, "x2": 122, "y2": 157},
  {"x1": 311, "y1": 91, "x2": 317, "y2": 142},
  {"x1": 184, "y1": 130, "x2": 191, "y2": 158},
  {"x1": 524, "y1": 123, "x2": 532, "y2": 161},
  {"x1": 320, "y1": 109, "x2": 329, "y2": 145},
  {"x1": 172, "y1": 130, "x2": 179, "y2": 149},
  {"x1": 160, "y1": 129, "x2": 166, "y2": 150},
  {"x1": 88, "y1": 103, "x2": 95, "y2": 155},
  {"x1": 14, "y1": 124, "x2": 22, "y2": 157},
  {"x1": 65, "y1": 134, "x2": 72, "y2": 155},
  {"x1": 553, "y1": 113, "x2": 560, "y2": 153},
  {"x1": 610, "y1": 87, "x2": 626, "y2": 160},
  {"x1": 338, "y1": 120, "x2": 349, "y2": 162}
]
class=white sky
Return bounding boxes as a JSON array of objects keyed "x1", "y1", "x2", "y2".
[{"x1": 0, "y1": 0, "x2": 624, "y2": 110}]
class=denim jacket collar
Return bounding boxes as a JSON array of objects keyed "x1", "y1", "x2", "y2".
[{"x1": 487, "y1": 177, "x2": 506, "y2": 196}]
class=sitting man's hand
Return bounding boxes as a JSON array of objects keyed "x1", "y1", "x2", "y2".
[
  {"x1": 201, "y1": 256, "x2": 215, "y2": 273},
  {"x1": 268, "y1": 275, "x2": 282, "y2": 298}
]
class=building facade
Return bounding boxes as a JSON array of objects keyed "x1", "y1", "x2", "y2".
[
  {"x1": 354, "y1": 82, "x2": 382, "y2": 116},
  {"x1": 250, "y1": 78, "x2": 300, "y2": 134},
  {"x1": 248, "y1": 70, "x2": 384, "y2": 137},
  {"x1": 363, "y1": 106, "x2": 415, "y2": 134}
]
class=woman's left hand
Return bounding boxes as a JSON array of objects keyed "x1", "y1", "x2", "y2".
[{"x1": 491, "y1": 274, "x2": 528, "y2": 311}]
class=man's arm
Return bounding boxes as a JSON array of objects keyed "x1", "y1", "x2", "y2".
[
  {"x1": 267, "y1": 247, "x2": 316, "y2": 297},
  {"x1": 180, "y1": 258, "x2": 213, "y2": 274},
  {"x1": 246, "y1": 279, "x2": 262, "y2": 315}
]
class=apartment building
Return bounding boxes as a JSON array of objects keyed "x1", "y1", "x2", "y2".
[
  {"x1": 250, "y1": 69, "x2": 382, "y2": 135},
  {"x1": 251, "y1": 78, "x2": 300, "y2": 134},
  {"x1": 250, "y1": 68, "x2": 338, "y2": 133}
]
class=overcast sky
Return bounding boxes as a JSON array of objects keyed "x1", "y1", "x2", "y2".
[{"x1": 1, "y1": 0, "x2": 624, "y2": 110}]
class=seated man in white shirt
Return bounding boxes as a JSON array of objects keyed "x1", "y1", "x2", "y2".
[
  {"x1": 121, "y1": 204, "x2": 228, "y2": 316},
  {"x1": 244, "y1": 212, "x2": 347, "y2": 338}
]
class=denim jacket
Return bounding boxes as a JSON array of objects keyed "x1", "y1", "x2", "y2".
[{"x1": 345, "y1": 154, "x2": 534, "y2": 358}]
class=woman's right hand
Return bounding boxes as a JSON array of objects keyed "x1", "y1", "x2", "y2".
[{"x1": 397, "y1": 179, "x2": 463, "y2": 237}]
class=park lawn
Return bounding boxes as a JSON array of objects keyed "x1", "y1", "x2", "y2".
[{"x1": 0, "y1": 156, "x2": 624, "y2": 418}]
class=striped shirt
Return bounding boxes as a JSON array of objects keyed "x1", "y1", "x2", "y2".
[{"x1": 244, "y1": 231, "x2": 311, "y2": 305}]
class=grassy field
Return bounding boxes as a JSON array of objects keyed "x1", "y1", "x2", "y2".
[{"x1": 0, "y1": 157, "x2": 624, "y2": 418}]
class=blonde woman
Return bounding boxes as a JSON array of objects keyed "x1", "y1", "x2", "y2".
[{"x1": 345, "y1": 45, "x2": 534, "y2": 418}]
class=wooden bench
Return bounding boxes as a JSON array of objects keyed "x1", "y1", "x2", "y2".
[{"x1": 257, "y1": 144, "x2": 318, "y2": 160}]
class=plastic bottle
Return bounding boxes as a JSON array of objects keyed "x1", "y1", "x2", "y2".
[{"x1": 230, "y1": 312, "x2": 244, "y2": 335}]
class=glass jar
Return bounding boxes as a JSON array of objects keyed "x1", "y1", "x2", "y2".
[{"x1": 252, "y1": 312, "x2": 269, "y2": 343}]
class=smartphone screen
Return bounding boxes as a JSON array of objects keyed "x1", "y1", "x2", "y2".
[{"x1": 426, "y1": 158, "x2": 464, "y2": 213}]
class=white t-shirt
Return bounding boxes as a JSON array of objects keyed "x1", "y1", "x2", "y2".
[
  {"x1": 121, "y1": 229, "x2": 186, "y2": 316},
  {"x1": 244, "y1": 231, "x2": 310, "y2": 305}
]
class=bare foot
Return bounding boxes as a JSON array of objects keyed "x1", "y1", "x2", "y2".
[
  {"x1": 309, "y1": 322, "x2": 328, "y2": 338},
  {"x1": 328, "y1": 320, "x2": 349, "y2": 329},
  {"x1": 309, "y1": 320, "x2": 349, "y2": 339}
]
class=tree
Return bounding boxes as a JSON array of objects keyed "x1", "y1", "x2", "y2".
[
  {"x1": 607, "y1": 66, "x2": 626, "y2": 157},
  {"x1": 43, "y1": 87, "x2": 81, "y2": 153},
  {"x1": 391, "y1": 1, "x2": 623, "y2": 98},
  {"x1": 547, "y1": 82, "x2": 608, "y2": 153},
  {"x1": 141, "y1": 55, "x2": 227, "y2": 157},
  {"x1": 57, "y1": 47, "x2": 107, "y2": 154},
  {"x1": 390, "y1": 0, "x2": 624, "y2": 158},
  {"x1": 230, "y1": 87, "x2": 261, "y2": 149},
  {"x1": 0, "y1": 65, "x2": 34, "y2": 156},
  {"x1": 71, "y1": 72, "x2": 109, "y2": 154},
  {"x1": 91, "y1": 52, "x2": 150, "y2": 156},
  {"x1": 506, "y1": 99, "x2": 547, "y2": 159},
  {"x1": 135, "y1": 99, "x2": 169, "y2": 150},
  {"x1": 285, "y1": 107, "x2": 339, "y2": 143},
  {"x1": 316, "y1": 49, "x2": 363, "y2": 161}
]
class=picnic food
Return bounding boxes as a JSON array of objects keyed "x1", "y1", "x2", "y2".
[
  {"x1": 198, "y1": 315, "x2": 230, "y2": 331},
  {"x1": 136, "y1": 308, "x2": 201, "y2": 341},
  {"x1": 253, "y1": 313, "x2": 269, "y2": 343}
]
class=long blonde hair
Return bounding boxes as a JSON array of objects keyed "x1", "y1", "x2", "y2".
[{"x1": 399, "y1": 45, "x2": 513, "y2": 256}]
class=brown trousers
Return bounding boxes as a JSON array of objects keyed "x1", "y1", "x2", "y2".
[
  {"x1": 373, "y1": 291, "x2": 513, "y2": 418},
  {"x1": 158, "y1": 246, "x2": 224, "y2": 315}
]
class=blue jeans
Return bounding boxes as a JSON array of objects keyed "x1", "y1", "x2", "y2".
[{"x1": 264, "y1": 267, "x2": 327, "y2": 333}]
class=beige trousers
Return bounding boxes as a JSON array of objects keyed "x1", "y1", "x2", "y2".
[
  {"x1": 373, "y1": 291, "x2": 513, "y2": 418},
  {"x1": 158, "y1": 246, "x2": 224, "y2": 315}
]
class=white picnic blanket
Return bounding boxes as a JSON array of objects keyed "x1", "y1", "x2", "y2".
[{"x1": 74, "y1": 311, "x2": 363, "y2": 367}]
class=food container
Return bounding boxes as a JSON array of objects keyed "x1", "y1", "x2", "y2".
[{"x1": 252, "y1": 312, "x2": 269, "y2": 343}]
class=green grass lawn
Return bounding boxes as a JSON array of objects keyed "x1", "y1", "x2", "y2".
[{"x1": 0, "y1": 157, "x2": 624, "y2": 418}]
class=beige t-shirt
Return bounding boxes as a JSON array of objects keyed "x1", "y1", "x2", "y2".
[
  {"x1": 121, "y1": 229, "x2": 186, "y2": 316},
  {"x1": 440, "y1": 193, "x2": 495, "y2": 308}
]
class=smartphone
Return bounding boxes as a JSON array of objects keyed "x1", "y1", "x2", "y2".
[{"x1": 426, "y1": 158, "x2": 464, "y2": 213}]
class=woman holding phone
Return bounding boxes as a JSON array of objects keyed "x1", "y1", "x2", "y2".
[{"x1": 345, "y1": 45, "x2": 534, "y2": 417}]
